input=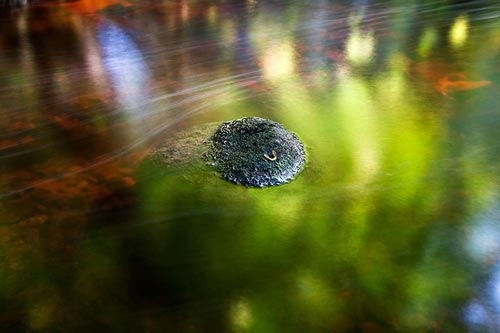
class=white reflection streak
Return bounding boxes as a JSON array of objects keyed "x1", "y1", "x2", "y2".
[
  {"x1": 467, "y1": 205, "x2": 500, "y2": 263},
  {"x1": 491, "y1": 265, "x2": 500, "y2": 310},
  {"x1": 148, "y1": 70, "x2": 260, "y2": 103},
  {"x1": 0, "y1": 76, "x2": 262, "y2": 197},
  {"x1": 17, "y1": 11, "x2": 35, "y2": 89},
  {"x1": 464, "y1": 301, "x2": 489, "y2": 329},
  {"x1": 465, "y1": 202, "x2": 500, "y2": 330},
  {"x1": 98, "y1": 22, "x2": 150, "y2": 119},
  {"x1": 79, "y1": 21, "x2": 109, "y2": 92}
]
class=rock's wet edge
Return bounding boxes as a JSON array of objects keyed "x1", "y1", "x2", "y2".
[
  {"x1": 151, "y1": 124, "x2": 214, "y2": 162},
  {"x1": 205, "y1": 117, "x2": 306, "y2": 188}
]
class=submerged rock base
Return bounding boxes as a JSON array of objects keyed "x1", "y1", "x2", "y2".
[{"x1": 205, "y1": 117, "x2": 306, "y2": 188}]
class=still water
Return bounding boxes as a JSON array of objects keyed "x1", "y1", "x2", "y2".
[{"x1": 1, "y1": 0, "x2": 500, "y2": 331}]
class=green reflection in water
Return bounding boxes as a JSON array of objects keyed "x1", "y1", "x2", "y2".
[
  {"x1": 128, "y1": 50, "x2": 498, "y2": 333},
  {"x1": 1, "y1": 0, "x2": 500, "y2": 332}
]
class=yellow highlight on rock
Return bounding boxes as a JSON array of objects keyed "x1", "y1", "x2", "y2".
[{"x1": 450, "y1": 15, "x2": 469, "y2": 48}]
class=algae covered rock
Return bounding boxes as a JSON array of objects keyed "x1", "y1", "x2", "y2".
[
  {"x1": 144, "y1": 117, "x2": 306, "y2": 188},
  {"x1": 205, "y1": 117, "x2": 306, "y2": 188},
  {"x1": 147, "y1": 122, "x2": 219, "y2": 168}
]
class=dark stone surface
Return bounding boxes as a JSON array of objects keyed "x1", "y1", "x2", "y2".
[{"x1": 205, "y1": 117, "x2": 306, "y2": 188}]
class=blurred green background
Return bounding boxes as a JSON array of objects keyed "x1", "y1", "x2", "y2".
[{"x1": 1, "y1": 0, "x2": 500, "y2": 332}]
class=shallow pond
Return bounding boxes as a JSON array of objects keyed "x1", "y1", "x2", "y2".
[{"x1": 1, "y1": 0, "x2": 500, "y2": 332}]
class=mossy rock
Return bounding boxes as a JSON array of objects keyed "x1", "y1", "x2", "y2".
[
  {"x1": 146, "y1": 122, "x2": 219, "y2": 168},
  {"x1": 205, "y1": 117, "x2": 306, "y2": 187},
  {"x1": 144, "y1": 117, "x2": 306, "y2": 188}
]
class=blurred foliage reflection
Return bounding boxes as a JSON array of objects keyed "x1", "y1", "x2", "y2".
[{"x1": 1, "y1": 0, "x2": 500, "y2": 332}]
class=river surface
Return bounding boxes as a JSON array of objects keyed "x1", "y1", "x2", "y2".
[{"x1": 1, "y1": 0, "x2": 500, "y2": 332}]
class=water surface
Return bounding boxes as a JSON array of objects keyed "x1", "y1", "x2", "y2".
[{"x1": 1, "y1": 0, "x2": 500, "y2": 332}]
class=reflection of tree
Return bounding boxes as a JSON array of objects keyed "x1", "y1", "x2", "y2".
[
  {"x1": 112, "y1": 3, "x2": 500, "y2": 332},
  {"x1": 0, "y1": 6, "x2": 140, "y2": 330},
  {"x1": 1, "y1": 0, "x2": 500, "y2": 332},
  {"x1": 0, "y1": 0, "x2": 27, "y2": 8}
]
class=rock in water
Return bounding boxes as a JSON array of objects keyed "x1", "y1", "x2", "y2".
[
  {"x1": 205, "y1": 117, "x2": 306, "y2": 188},
  {"x1": 147, "y1": 122, "x2": 219, "y2": 168}
]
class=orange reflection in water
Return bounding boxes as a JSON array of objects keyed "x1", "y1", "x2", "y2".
[
  {"x1": 408, "y1": 59, "x2": 492, "y2": 96},
  {"x1": 57, "y1": 0, "x2": 133, "y2": 15},
  {"x1": 436, "y1": 75, "x2": 492, "y2": 96}
]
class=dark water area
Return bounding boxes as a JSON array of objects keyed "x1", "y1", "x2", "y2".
[{"x1": 1, "y1": 0, "x2": 500, "y2": 331}]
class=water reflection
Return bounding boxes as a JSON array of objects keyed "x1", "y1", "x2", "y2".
[
  {"x1": 345, "y1": 13, "x2": 374, "y2": 66},
  {"x1": 261, "y1": 41, "x2": 296, "y2": 82},
  {"x1": 1, "y1": 0, "x2": 500, "y2": 332},
  {"x1": 98, "y1": 22, "x2": 150, "y2": 119},
  {"x1": 465, "y1": 200, "x2": 500, "y2": 331},
  {"x1": 417, "y1": 26, "x2": 438, "y2": 58},
  {"x1": 450, "y1": 14, "x2": 469, "y2": 48}
]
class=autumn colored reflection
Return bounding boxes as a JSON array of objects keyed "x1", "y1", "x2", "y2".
[{"x1": 1, "y1": 0, "x2": 500, "y2": 332}]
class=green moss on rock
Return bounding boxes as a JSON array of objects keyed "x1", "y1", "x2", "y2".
[{"x1": 205, "y1": 117, "x2": 306, "y2": 188}]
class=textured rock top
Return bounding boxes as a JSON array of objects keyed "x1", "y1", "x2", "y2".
[{"x1": 205, "y1": 117, "x2": 306, "y2": 188}]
